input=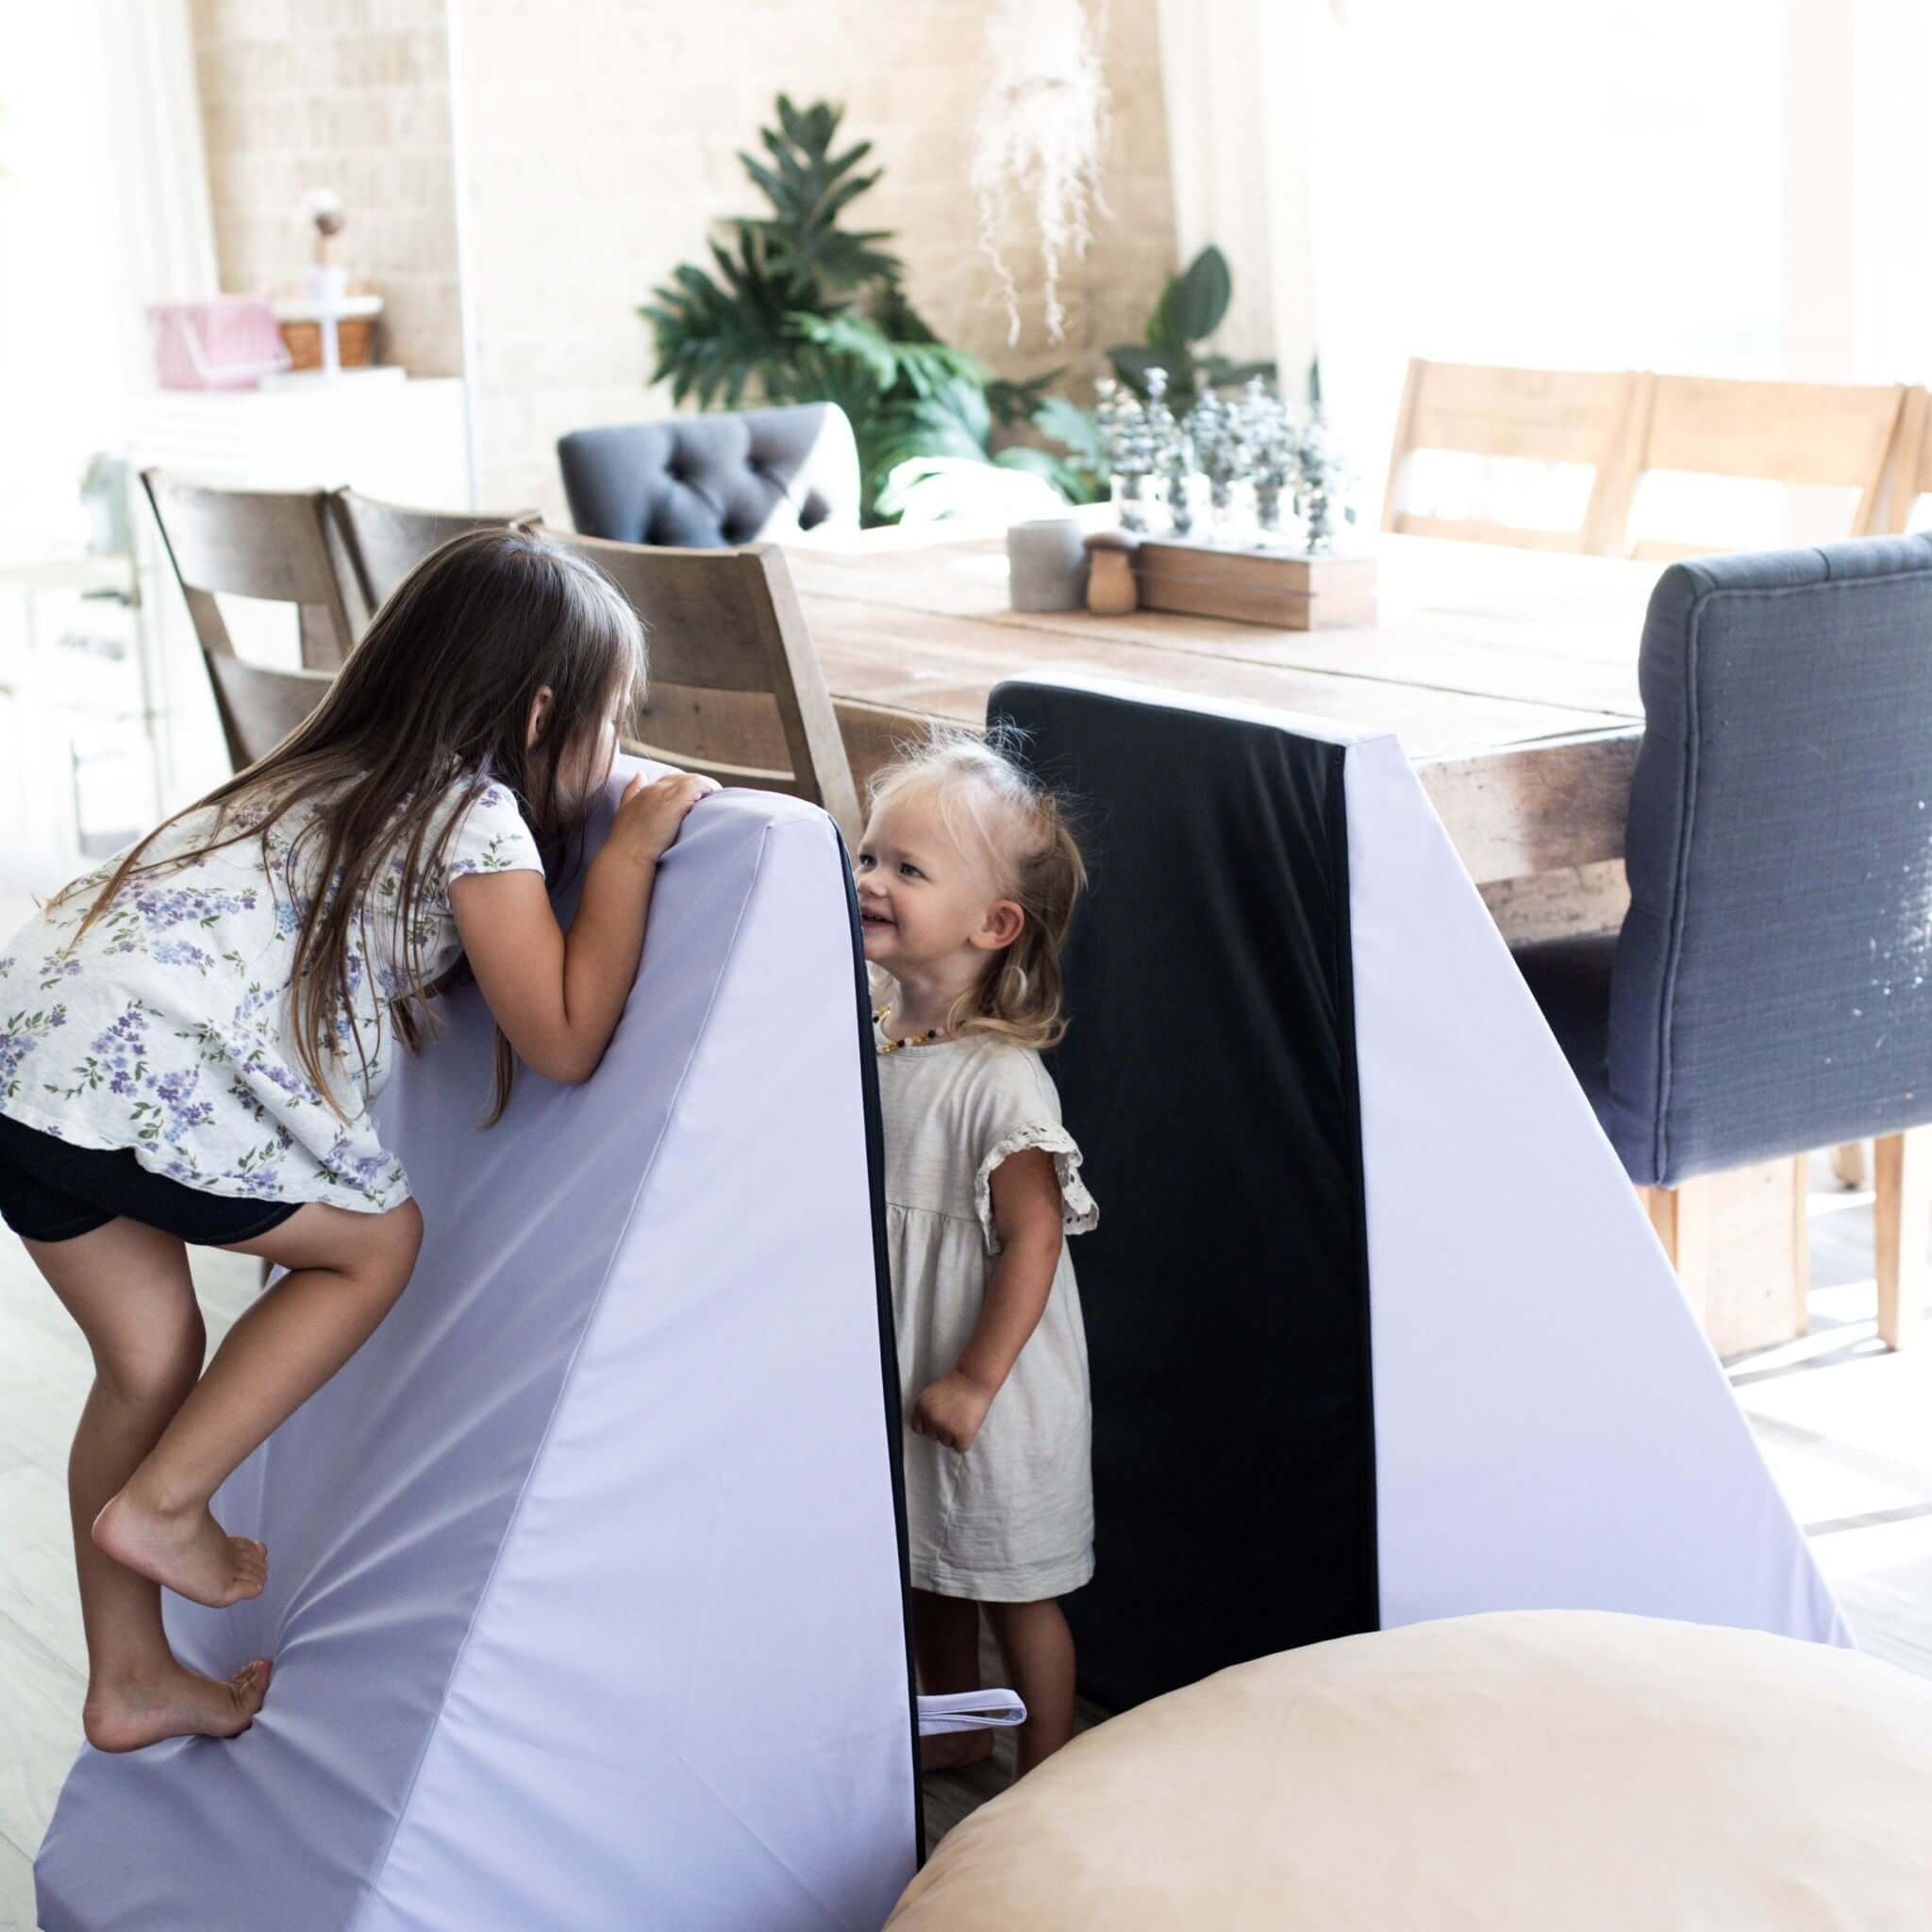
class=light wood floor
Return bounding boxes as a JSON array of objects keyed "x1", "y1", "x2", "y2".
[{"x1": 2, "y1": 1171, "x2": 1927, "y2": 1926}]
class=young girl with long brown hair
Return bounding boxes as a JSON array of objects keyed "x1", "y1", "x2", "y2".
[
  {"x1": 0, "y1": 529, "x2": 714, "y2": 1752},
  {"x1": 856, "y1": 727, "x2": 1095, "y2": 1779}
]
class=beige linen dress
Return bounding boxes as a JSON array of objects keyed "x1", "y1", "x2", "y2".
[{"x1": 874, "y1": 1016, "x2": 1098, "y2": 1602}]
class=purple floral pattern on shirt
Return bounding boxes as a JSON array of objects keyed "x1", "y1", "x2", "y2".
[
  {"x1": 1, "y1": 1003, "x2": 69, "y2": 1106},
  {"x1": 0, "y1": 776, "x2": 541, "y2": 1212}
]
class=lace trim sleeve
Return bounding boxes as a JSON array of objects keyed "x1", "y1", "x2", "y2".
[{"x1": 974, "y1": 1124, "x2": 1099, "y2": 1257}]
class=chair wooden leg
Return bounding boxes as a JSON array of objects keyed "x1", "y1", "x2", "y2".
[
  {"x1": 1832, "y1": 1140, "x2": 1870, "y2": 1189},
  {"x1": 1790, "y1": 1153, "x2": 1811, "y2": 1338},
  {"x1": 1640, "y1": 1180, "x2": 1709, "y2": 1333},
  {"x1": 1874, "y1": 1126, "x2": 1929, "y2": 1350}
]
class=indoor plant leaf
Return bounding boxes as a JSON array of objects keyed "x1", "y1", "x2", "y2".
[{"x1": 1169, "y1": 244, "x2": 1233, "y2": 343}]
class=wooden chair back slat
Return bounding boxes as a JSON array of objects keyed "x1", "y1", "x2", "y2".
[
  {"x1": 202, "y1": 638, "x2": 336, "y2": 772},
  {"x1": 1881, "y1": 385, "x2": 1932, "y2": 533},
  {"x1": 141, "y1": 471, "x2": 356, "y2": 668},
  {"x1": 548, "y1": 531, "x2": 862, "y2": 847},
  {"x1": 1640, "y1": 376, "x2": 1905, "y2": 489},
  {"x1": 1391, "y1": 514, "x2": 1590, "y2": 555},
  {"x1": 1397, "y1": 361, "x2": 1638, "y2": 465},
  {"x1": 1382, "y1": 359, "x2": 1645, "y2": 555},
  {"x1": 142, "y1": 471, "x2": 341, "y2": 769},
  {"x1": 1387, "y1": 364, "x2": 1911, "y2": 560},
  {"x1": 327, "y1": 490, "x2": 540, "y2": 630},
  {"x1": 1615, "y1": 375, "x2": 1906, "y2": 559},
  {"x1": 831, "y1": 696, "x2": 941, "y2": 807}
]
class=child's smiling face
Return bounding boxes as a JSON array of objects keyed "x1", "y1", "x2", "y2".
[{"x1": 854, "y1": 789, "x2": 1022, "y2": 978}]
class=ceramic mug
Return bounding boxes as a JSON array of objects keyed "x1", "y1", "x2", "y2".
[{"x1": 1007, "y1": 517, "x2": 1090, "y2": 612}]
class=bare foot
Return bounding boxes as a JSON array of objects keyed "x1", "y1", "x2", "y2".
[
  {"x1": 920, "y1": 1729, "x2": 997, "y2": 1773},
  {"x1": 92, "y1": 1490, "x2": 267, "y2": 1608},
  {"x1": 83, "y1": 1657, "x2": 272, "y2": 1753}
]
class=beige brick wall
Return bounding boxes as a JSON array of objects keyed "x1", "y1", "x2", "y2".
[
  {"x1": 454, "y1": 0, "x2": 1177, "y2": 519},
  {"x1": 190, "y1": 0, "x2": 464, "y2": 379}
]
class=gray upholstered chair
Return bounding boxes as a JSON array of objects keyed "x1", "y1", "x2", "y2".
[
  {"x1": 1515, "y1": 534, "x2": 1932, "y2": 1348},
  {"x1": 556, "y1": 403, "x2": 861, "y2": 547}
]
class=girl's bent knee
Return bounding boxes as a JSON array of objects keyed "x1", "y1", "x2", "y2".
[
  {"x1": 97, "y1": 1322, "x2": 205, "y2": 1408},
  {"x1": 333, "y1": 1199, "x2": 421, "y2": 1304}
]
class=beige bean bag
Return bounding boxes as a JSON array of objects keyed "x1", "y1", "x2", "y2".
[{"x1": 890, "y1": 1611, "x2": 1932, "y2": 1929}]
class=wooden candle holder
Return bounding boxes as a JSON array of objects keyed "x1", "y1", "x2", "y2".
[{"x1": 1132, "y1": 539, "x2": 1376, "y2": 630}]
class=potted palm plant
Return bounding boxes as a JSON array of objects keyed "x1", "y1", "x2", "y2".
[{"x1": 642, "y1": 96, "x2": 1087, "y2": 524}]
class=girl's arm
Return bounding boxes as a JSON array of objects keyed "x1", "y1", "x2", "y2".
[
  {"x1": 448, "y1": 772, "x2": 715, "y2": 1085},
  {"x1": 911, "y1": 1147, "x2": 1064, "y2": 1453}
]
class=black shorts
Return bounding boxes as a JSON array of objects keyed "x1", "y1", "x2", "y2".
[{"x1": 0, "y1": 1111, "x2": 301, "y2": 1247}]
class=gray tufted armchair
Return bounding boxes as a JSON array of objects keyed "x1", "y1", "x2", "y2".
[{"x1": 557, "y1": 403, "x2": 861, "y2": 547}]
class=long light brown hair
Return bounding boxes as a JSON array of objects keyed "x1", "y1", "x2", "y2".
[
  {"x1": 61, "y1": 528, "x2": 644, "y2": 1124},
  {"x1": 865, "y1": 725, "x2": 1086, "y2": 1051}
]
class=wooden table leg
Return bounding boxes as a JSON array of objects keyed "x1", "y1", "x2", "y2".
[
  {"x1": 1641, "y1": 1180, "x2": 1709, "y2": 1334},
  {"x1": 1791, "y1": 1153, "x2": 1812, "y2": 1339},
  {"x1": 1641, "y1": 1162, "x2": 1807, "y2": 1357},
  {"x1": 1874, "y1": 1126, "x2": 1929, "y2": 1350}
]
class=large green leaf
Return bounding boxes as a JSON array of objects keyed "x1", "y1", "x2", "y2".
[
  {"x1": 787, "y1": 312, "x2": 900, "y2": 391},
  {"x1": 788, "y1": 312, "x2": 987, "y2": 402},
  {"x1": 991, "y1": 444, "x2": 1094, "y2": 503},
  {"x1": 869, "y1": 280, "x2": 943, "y2": 347},
  {"x1": 1031, "y1": 394, "x2": 1108, "y2": 476},
  {"x1": 1144, "y1": 276, "x2": 1190, "y2": 357},
  {"x1": 641, "y1": 237, "x2": 802, "y2": 408},
  {"x1": 886, "y1": 377, "x2": 994, "y2": 464},
  {"x1": 1169, "y1": 245, "x2": 1232, "y2": 343},
  {"x1": 985, "y1": 367, "x2": 1064, "y2": 428},
  {"x1": 732, "y1": 93, "x2": 903, "y2": 293},
  {"x1": 1109, "y1": 343, "x2": 1191, "y2": 398}
]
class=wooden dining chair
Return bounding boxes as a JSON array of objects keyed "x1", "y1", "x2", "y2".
[
  {"x1": 142, "y1": 470, "x2": 341, "y2": 769},
  {"x1": 142, "y1": 469, "x2": 357, "y2": 675},
  {"x1": 327, "y1": 490, "x2": 540, "y2": 632},
  {"x1": 1381, "y1": 359, "x2": 1647, "y2": 555},
  {"x1": 1610, "y1": 375, "x2": 1907, "y2": 562},
  {"x1": 1881, "y1": 384, "x2": 1932, "y2": 534},
  {"x1": 545, "y1": 532, "x2": 864, "y2": 849}
]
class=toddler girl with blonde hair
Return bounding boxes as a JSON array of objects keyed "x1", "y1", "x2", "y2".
[{"x1": 856, "y1": 727, "x2": 1094, "y2": 1777}]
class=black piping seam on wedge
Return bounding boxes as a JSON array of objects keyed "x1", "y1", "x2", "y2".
[
  {"x1": 1652, "y1": 589, "x2": 1707, "y2": 1188},
  {"x1": 1325, "y1": 742, "x2": 1381, "y2": 1633},
  {"x1": 840, "y1": 837, "x2": 927, "y2": 1866}
]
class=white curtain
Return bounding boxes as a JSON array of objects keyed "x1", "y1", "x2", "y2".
[
  {"x1": 102, "y1": 0, "x2": 220, "y2": 329},
  {"x1": 1153, "y1": 0, "x2": 1330, "y2": 409},
  {"x1": 0, "y1": 0, "x2": 214, "y2": 550},
  {"x1": 1795, "y1": 0, "x2": 1932, "y2": 388}
]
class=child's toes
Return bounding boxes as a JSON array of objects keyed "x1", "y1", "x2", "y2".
[{"x1": 228, "y1": 1659, "x2": 272, "y2": 1724}]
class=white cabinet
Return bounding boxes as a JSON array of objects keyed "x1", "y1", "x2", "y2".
[{"x1": 130, "y1": 376, "x2": 469, "y2": 505}]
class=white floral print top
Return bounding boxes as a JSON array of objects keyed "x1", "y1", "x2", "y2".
[{"x1": 0, "y1": 774, "x2": 542, "y2": 1214}]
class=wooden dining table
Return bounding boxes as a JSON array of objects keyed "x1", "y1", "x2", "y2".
[
  {"x1": 786, "y1": 519, "x2": 1826, "y2": 1357},
  {"x1": 786, "y1": 525, "x2": 1662, "y2": 896}
]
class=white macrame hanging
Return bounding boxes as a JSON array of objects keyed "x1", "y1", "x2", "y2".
[{"x1": 971, "y1": 0, "x2": 1111, "y2": 346}]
